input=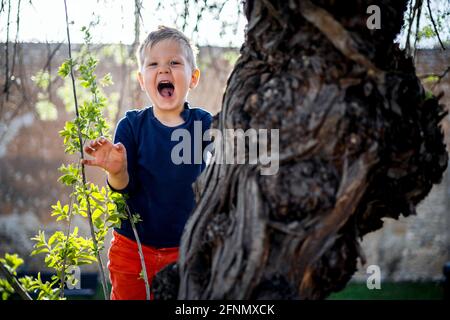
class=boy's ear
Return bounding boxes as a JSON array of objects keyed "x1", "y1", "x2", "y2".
[
  {"x1": 137, "y1": 71, "x2": 145, "y2": 91},
  {"x1": 190, "y1": 68, "x2": 200, "y2": 89}
]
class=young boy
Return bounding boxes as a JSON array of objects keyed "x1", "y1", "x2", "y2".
[{"x1": 81, "y1": 26, "x2": 212, "y2": 300}]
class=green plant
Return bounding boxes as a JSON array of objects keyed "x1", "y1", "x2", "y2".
[
  {"x1": 0, "y1": 25, "x2": 128, "y2": 299},
  {"x1": 0, "y1": 2, "x2": 151, "y2": 300}
]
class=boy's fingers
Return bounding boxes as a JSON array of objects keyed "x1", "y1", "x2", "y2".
[
  {"x1": 96, "y1": 136, "x2": 104, "y2": 146},
  {"x1": 81, "y1": 159, "x2": 96, "y2": 166},
  {"x1": 114, "y1": 142, "x2": 125, "y2": 152},
  {"x1": 90, "y1": 136, "x2": 109, "y2": 148},
  {"x1": 84, "y1": 145, "x2": 95, "y2": 154}
]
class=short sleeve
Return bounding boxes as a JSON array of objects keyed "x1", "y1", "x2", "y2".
[{"x1": 106, "y1": 114, "x2": 138, "y2": 195}]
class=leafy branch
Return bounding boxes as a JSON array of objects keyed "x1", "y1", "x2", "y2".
[
  {"x1": 1, "y1": 3, "x2": 153, "y2": 300},
  {"x1": 0, "y1": 254, "x2": 32, "y2": 300},
  {"x1": 60, "y1": 0, "x2": 108, "y2": 299}
]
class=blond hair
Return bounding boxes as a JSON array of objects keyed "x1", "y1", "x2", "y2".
[{"x1": 137, "y1": 26, "x2": 198, "y2": 70}]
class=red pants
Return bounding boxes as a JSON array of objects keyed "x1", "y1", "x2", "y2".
[{"x1": 107, "y1": 231, "x2": 179, "y2": 300}]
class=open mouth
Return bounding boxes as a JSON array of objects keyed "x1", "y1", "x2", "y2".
[{"x1": 157, "y1": 81, "x2": 175, "y2": 97}]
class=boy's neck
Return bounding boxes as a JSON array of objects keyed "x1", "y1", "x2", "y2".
[{"x1": 153, "y1": 103, "x2": 186, "y2": 127}]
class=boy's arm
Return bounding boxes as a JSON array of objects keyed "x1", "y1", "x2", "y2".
[
  {"x1": 107, "y1": 167, "x2": 129, "y2": 191},
  {"x1": 81, "y1": 112, "x2": 136, "y2": 195},
  {"x1": 106, "y1": 114, "x2": 138, "y2": 195}
]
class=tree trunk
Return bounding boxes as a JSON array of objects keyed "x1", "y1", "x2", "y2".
[{"x1": 153, "y1": 0, "x2": 448, "y2": 300}]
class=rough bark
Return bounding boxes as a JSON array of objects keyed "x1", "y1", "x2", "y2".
[{"x1": 153, "y1": 0, "x2": 448, "y2": 299}]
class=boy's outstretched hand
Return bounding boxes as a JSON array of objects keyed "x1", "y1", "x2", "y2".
[{"x1": 81, "y1": 136, "x2": 127, "y2": 175}]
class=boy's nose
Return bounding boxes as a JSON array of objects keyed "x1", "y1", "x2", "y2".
[{"x1": 158, "y1": 65, "x2": 170, "y2": 74}]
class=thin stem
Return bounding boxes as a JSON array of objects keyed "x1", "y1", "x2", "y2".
[
  {"x1": 406, "y1": 0, "x2": 416, "y2": 55},
  {"x1": 182, "y1": 0, "x2": 189, "y2": 32},
  {"x1": 125, "y1": 205, "x2": 151, "y2": 300},
  {"x1": 0, "y1": 263, "x2": 32, "y2": 300},
  {"x1": 413, "y1": 0, "x2": 423, "y2": 59},
  {"x1": 431, "y1": 65, "x2": 450, "y2": 90},
  {"x1": 59, "y1": 195, "x2": 75, "y2": 299},
  {"x1": 3, "y1": 0, "x2": 11, "y2": 99},
  {"x1": 426, "y1": 0, "x2": 445, "y2": 50},
  {"x1": 10, "y1": 0, "x2": 21, "y2": 81},
  {"x1": 63, "y1": 0, "x2": 109, "y2": 300}
]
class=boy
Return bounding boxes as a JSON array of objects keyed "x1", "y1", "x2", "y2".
[{"x1": 81, "y1": 26, "x2": 212, "y2": 300}]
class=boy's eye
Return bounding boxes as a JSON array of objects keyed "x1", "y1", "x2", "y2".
[
  {"x1": 170, "y1": 61, "x2": 180, "y2": 66},
  {"x1": 148, "y1": 62, "x2": 157, "y2": 67}
]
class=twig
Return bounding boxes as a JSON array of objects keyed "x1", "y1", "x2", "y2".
[
  {"x1": 132, "y1": 0, "x2": 142, "y2": 107},
  {"x1": 182, "y1": 0, "x2": 189, "y2": 32},
  {"x1": 413, "y1": 0, "x2": 423, "y2": 59},
  {"x1": 426, "y1": 0, "x2": 446, "y2": 50},
  {"x1": 406, "y1": 0, "x2": 418, "y2": 55},
  {"x1": 0, "y1": 263, "x2": 32, "y2": 300},
  {"x1": 419, "y1": 65, "x2": 450, "y2": 89},
  {"x1": 42, "y1": 42, "x2": 63, "y2": 72},
  {"x1": 3, "y1": 0, "x2": 11, "y2": 99},
  {"x1": 63, "y1": 0, "x2": 109, "y2": 300},
  {"x1": 133, "y1": 0, "x2": 141, "y2": 52},
  {"x1": 125, "y1": 205, "x2": 151, "y2": 300},
  {"x1": 10, "y1": 0, "x2": 21, "y2": 82},
  {"x1": 59, "y1": 195, "x2": 75, "y2": 299}
]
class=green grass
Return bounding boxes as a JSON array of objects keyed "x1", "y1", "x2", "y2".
[
  {"x1": 328, "y1": 282, "x2": 444, "y2": 300},
  {"x1": 69, "y1": 281, "x2": 445, "y2": 300}
]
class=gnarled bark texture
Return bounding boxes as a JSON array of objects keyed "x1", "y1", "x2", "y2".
[{"x1": 153, "y1": 0, "x2": 448, "y2": 299}]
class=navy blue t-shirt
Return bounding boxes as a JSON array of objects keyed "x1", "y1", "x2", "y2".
[{"x1": 107, "y1": 102, "x2": 212, "y2": 248}]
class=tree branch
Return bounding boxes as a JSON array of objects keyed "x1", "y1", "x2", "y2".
[
  {"x1": 10, "y1": 0, "x2": 21, "y2": 86},
  {"x1": 426, "y1": 0, "x2": 446, "y2": 50},
  {"x1": 3, "y1": 0, "x2": 11, "y2": 100},
  {"x1": 413, "y1": 0, "x2": 423, "y2": 58},
  {"x1": 125, "y1": 205, "x2": 151, "y2": 300},
  {"x1": 59, "y1": 196, "x2": 75, "y2": 299},
  {"x1": 63, "y1": 0, "x2": 109, "y2": 300},
  {"x1": 406, "y1": 0, "x2": 419, "y2": 55},
  {"x1": 299, "y1": 0, "x2": 381, "y2": 75},
  {"x1": 419, "y1": 65, "x2": 450, "y2": 89},
  {"x1": 0, "y1": 263, "x2": 32, "y2": 300}
]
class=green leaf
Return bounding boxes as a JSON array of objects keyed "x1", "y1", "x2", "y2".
[
  {"x1": 58, "y1": 59, "x2": 73, "y2": 78},
  {"x1": 424, "y1": 75, "x2": 439, "y2": 84},
  {"x1": 425, "y1": 90, "x2": 434, "y2": 101},
  {"x1": 131, "y1": 214, "x2": 142, "y2": 224},
  {"x1": 0, "y1": 253, "x2": 24, "y2": 274},
  {"x1": 31, "y1": 247, "x2": 49, "y2": 256},
  {"x1": 57, "y1": 164, "x2": 80, "y2": 186},
  {"x1": 100, "y1": 73, "x2": 113, "y2": 87}
]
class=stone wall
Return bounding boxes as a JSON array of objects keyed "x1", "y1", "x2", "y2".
[{"x1": 353, "y1": 49, "x2": 450, "y2": 282}]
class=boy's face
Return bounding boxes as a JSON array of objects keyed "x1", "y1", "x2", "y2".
[{"x1": 137, "y1": 39, "x2": 200, "y2": 113}]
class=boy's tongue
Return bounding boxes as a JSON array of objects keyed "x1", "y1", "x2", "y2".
[{"x1": 160, "y1": 86, "x2": 174, "y2": 97}]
